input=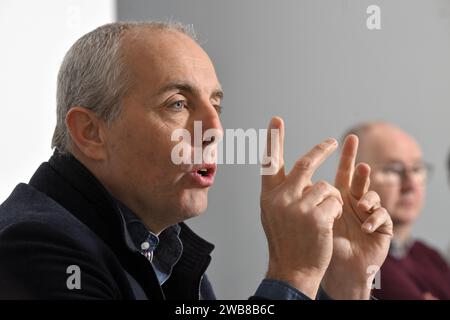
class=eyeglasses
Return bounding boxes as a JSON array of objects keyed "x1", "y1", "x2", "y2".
[{"x1": 371, "y1": 162, "x2": 433, "y2": 186}]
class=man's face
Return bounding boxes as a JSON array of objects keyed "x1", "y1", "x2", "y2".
[
  {"x1": 102, "y1": 29, "x2": 223, "y2": 231},
  {"x1": 359, "y1": 125, "x2": 426, "y2": 226}
]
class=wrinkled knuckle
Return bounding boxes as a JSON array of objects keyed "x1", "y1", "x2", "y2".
[
  {"x1": 313, "y1": 211, "x2": 334, "y2": 231},
  {"x1": 272, "y1": 193, "x2": 288, "y2": 209},
  {"x1": 330, "y1": 197, "x2": 343, "y2": 213},
  {"x1": 315, "y1": 180, "x2": 329, "y2": 192},
  {"x1": 298, "y1": 201, "x2": 310, "y2": 214},
  {"x1": 331, "y1": 196, "x2": 342, "y2": 206},
  {"x1": 330, "y1": 185, "x2": 341, "y2": 196},
  {"x1": 296, "y1": 157, "x2": 313, "y2": 171},
  {"x1": 370, "y1": 191, "x2": 381, "y2": 201},
  {"x1": 315, "y1": 143, "x2": 328, "y2": 152}
]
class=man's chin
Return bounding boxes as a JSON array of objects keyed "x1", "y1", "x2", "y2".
[
  {"x1": 392, "y1": 208, "x2": 420, "y2": 225},
  {"x1": 179, "y1": 189, "x2": 209, "y2": 219}
]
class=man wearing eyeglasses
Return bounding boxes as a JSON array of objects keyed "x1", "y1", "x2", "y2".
[{"x1": 346, "y1": 122, "x2": 450, "y2": 300}]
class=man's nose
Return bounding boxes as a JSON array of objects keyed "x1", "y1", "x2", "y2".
[
  {"x1": 198, "y1": 104, "x2": 223, "y2": 147},
  {"x1": 401, "y1": 172, "x2": 418, "y2": 192}
]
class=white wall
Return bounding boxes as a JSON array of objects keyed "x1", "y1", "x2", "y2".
[{"x1": 0, "y1": 0, "x2": 115, "y2": 202}]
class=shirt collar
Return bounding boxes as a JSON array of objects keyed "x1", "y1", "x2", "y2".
[
  {"x1": 115, "y1": 199, "x2": 183, "y2": 284},
  {"x1": 389, "y1": 237, "x2": 414, "y2": 259}
]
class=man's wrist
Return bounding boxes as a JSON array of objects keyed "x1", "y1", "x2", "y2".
[
  {"x1": 266, "y1": 268, "x2": 324, "y2": 299},
  {"x1": 321, "y1": 269, "x2": 372, "y2": 300},
  {"x1": 255, "y1": 279, "x2": 312, "y2": 300}
]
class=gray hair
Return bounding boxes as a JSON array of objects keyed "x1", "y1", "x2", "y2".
[{"x1": 52, "y1": 21, "x2": 196, "y2": 152}]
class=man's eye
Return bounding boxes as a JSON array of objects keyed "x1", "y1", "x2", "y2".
[
  {"x1": 214, "y1": 105, "x2": 223, "y2": 115},
  {"x1": 412, "y1": 166, "x2": 426, "y2": 174},
  {"x1": 383, "y1": 167, "x2": 402, "y2": 175},
  {"x1": 170, "y1": 100, "x2": 187, "y2": 111}
]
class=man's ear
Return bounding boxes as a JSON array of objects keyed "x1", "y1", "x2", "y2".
[{"x1": 65, "y1": 107, "x2": 108, "y2": 161}]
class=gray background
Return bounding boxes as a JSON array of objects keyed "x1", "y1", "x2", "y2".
[{"x1": 117, "y1": 0, "x2": 450, "y2": 299}]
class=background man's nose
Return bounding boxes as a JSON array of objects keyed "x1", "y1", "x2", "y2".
[{"x1": 401, "y1": 173, "x2": 417, "y2": 193}]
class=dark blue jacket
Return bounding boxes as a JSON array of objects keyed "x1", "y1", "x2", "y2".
[{"x1": 0, "y1": 152, "x2": 216, "y2": 299}]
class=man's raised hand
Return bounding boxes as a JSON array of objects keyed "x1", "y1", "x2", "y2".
[
  {"x1": 260, "y1": 117, "x2": 343, "y2": 299},
  {"x1": 322, "y1": 134, "x2": 393, "y2": 299}
]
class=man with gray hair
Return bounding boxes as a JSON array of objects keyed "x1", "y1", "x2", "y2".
[{"x1": 0, "y1": 22, "x2": 392, "y2": 300}]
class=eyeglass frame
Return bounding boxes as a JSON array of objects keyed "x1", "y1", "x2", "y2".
[{"x1": 369, "y1": 161, "x2": 433, "y2": 186}]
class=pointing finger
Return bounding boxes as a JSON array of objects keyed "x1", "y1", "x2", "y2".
[
  {"x1": 335, "y1": 134, "x2": 358, "y2": 189},
  {"x1": 288, "y1": 138, "x2": 338, "y2": 191},
  {"x1": 350, "y1": 162, "x2": 371, "y2": 200},
  {"x1": 261, "y1": 117, "x2": 285, "y2": 191}
]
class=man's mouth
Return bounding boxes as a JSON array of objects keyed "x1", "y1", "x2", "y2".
[
  {"x1": 189, "y1": 164, "x2": 217, "y2": 187},
  {"x1": 196, "y1": 167, "x2": 213, "y2": 177}
]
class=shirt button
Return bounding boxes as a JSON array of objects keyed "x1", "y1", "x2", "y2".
[{"x1": 141, "y1": 241, "x2": 150, "y2": 250}]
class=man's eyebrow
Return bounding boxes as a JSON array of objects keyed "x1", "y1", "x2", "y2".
[
  {"x1": 383, "y1": 158, "x2": 424, "y2": 166},
  {"x1": 156, "y1": 81, "x2": 224, "y2": 100}
]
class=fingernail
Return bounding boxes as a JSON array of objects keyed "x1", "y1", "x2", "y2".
[
  {"x1": 362, "y1": 223, "x2": 373, "y2": 232},
  {"x1": 325, "y1": 138, "x2": 337, "y2": 146}
]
